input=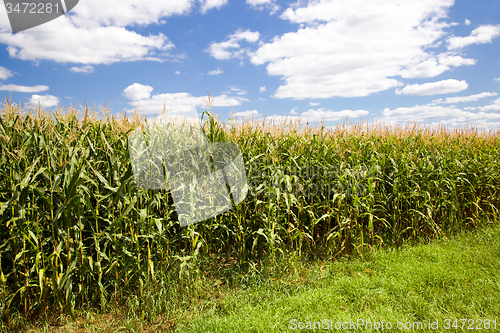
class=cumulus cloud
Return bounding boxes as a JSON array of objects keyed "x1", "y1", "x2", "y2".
[
  {"x1": 400, "y1": 54, "x2": 476, "y2": 78},
  {"x1": 259, "y1": 86, "x2": 266, "y2": 92},
  {"x1": 124, "y1": 86, "x2": 249, "y2": 115},
  {"x1": 0, "y1": 67, "x2": 14, "y2": 80},
  {"x1": 465, "y1": 19, "x2": 471, "y2": 26},
  {"x1": 479, "y1": 98, "x2": 500, "y2": 111},
  {"x1": 228, "y1": 86, "x2": 247, "y2": 95},
  {"x1": 69, "y1": 0, "x2": 193, "y2": 28},
  {"x1": 309, "y1": 102, "x2": 320, "y2": 106},
  {"x1": 1, "y1": 20, "x2": 174, "y2": 65},
  {"x1": 199, "y1": 0, "x2": 229, "y2": 14},
  {"x1": 438, "y1": 55, "x2": 477, "y2": 67},
  {"x1": 207, "y1": 68, "x2": 223, "y2": 75},
  {"x1": 232, "y1": 107, "x2": 368, "y2": 125},
  {"x1": 379, "y1": 103, "x2": 500, "y2": 129},
  {"x1": 399, "y1": 59, "x2": 449, "y2": 79},
  {"x1": 301, "y1": 108, "x2": 369, "y2": 121},
  {"x1": 30, "y1": 94, "x2": 60, "y2": 108},
  {"x1": 431, "y1": 92, "x2": 497, "y2": 105},
  {"x1": 207, "y1": 29, "x2": 260, "y2": 60},
  {"x1": 123, "y1": 83, "x2": 154, "y2": 100},
  {"x1": 233, "y1": 110, "x2": 260, "y2": 118},
  {"x1": 265, "y1": 110, "x2": 369, "y2": 126},
  {"x1": 247, "y1": 0, "x2": 481, "y2": 99},
  {"x1": 395, "y1": 79, "x2": 468, "y2": 96},
  {"x1": 0, "y1": 1, "x2": 190, "y2": 65},
  {"x1": 70, "y1": 65, "x2": 94, "y2": 74},
  {"x1": 447, "y1": 24, "x2": 500, "y2": 49},
  {"x1": 0, "y1": 84, "x2": 49, "y2": 93}
]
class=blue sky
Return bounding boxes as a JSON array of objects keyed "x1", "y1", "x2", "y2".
[{"x1": 1, "y1": 0, "x2": 500, "y2": 129}]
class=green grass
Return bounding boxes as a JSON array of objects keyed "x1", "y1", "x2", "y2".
[
  {"x1": 23, "y1": 222, "x2": 500, "y2": 332},
  {"x1": 174, "y1": 224, "x2": 500, "y2": 332}
]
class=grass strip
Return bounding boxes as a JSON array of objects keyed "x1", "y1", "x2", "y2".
[{"x1": 176, "y1": 224, "x2": 500, "y2": 332}]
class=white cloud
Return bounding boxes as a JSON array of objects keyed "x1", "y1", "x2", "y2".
[
  {"x1": 264, "y1": 110, "x2": 369, "y2": 126},
  {"x1": 70, "y1": 65, "x2": 94, "y2": 74},
  {"x1": 232, "y1": 108, "x2": 370, "y2": 126},
  {"x1": 207, "y1": 29, "x2": 260, "y2": 60},
  {"x1": 438, "y1": 54, "x2": 476, "y2": 67},
  {"x1": 0, "y1": 84, "x2": 49, "y2": 93},
  {"x1": 123, "y1": 83, "x2": 154, "y2": 100},
  {"x1": 465, "y1": 19, "x2": 471, "y2": 26},
  {"x1": 431, "y1": 92, "x2": 497, "y2": 105},
  {"x1": 400, "y1": 54, "x2": 476, "y2": 78},
  {"x1": 309, "y1": 102, "x2": 320, "y2": 106},
  {"x1": 234, "y1": 108, "x2": 369, "y2": 123},
  {"x1": 1, "y1": 20, "x2": 174, "y2": 65},
  {"x1": 227, "y1": 86, "x2": 247, "y2": 95},
  {"x1": 233, "y1": 110, "x2": 260, "y2": 118},
  {"x1": 199, "y1": 0, "x2": 229, "y2": 14},
  {"x1": 175, "y1": 71, "x2": 181, "y2": 74},
  {"x1": 0, "y1": 67, "x2": 14, "y2": 80},
  {"x1": 399, "y1": 59, "x2": 449, "y2": 78},
  {"x1": 259, "y1": 86, "x2": 266, "y2": 92},
  {"x1": 495, "y1": 78, "x2": 500, "y2": 82},
  {"x1": 246, "y1": 0, "x2": 280, "y2": 14},
  {"x1": 248, "y1": 0, "x2": 480, "y2": 99},
  {"x1": 448, "y1": 24, "x2": 500, "y2": 49},
  {"x1": 479, "y1": 98, "x2": 500, "y2": 111},
  {"x1": 396, "y1": 79, "x2": 468, "y2": 96},
  {"x1": 29, "y1": 94, "x2": 60, "y2": 108},
  {"x1": 207, "y1": 68, "x2": 223, "y2": 75},
  {"x1": 69, "y1": 0, "x2": 193, "y2": 28},
  {"x1": 301, "y1": 108, "x2": 369, "y2": 121},
  {"x1": 379, "y1": 104, "x2": 500, "y2": 129},
  {"x1": 125, "y1": 88, "x2": 249, "y2": 115},
  {"x1": 0, "y1": 1, "x2": 190, "y2": 65}
]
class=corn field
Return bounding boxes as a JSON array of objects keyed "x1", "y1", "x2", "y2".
[{"x1": 1, "y1": 98, "x2": 499, "y2": 323}]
